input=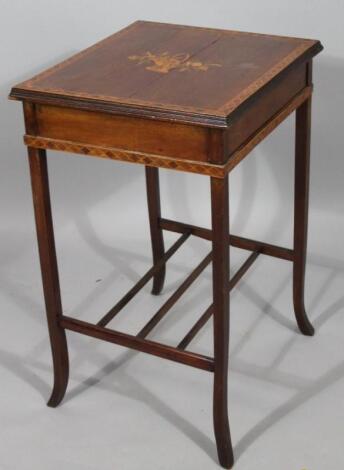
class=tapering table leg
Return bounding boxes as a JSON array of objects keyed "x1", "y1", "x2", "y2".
[
  {"x1": 28, "y1": 147, "x2": 69, "y2": 406},
  {"x1": 211, "y1": 176, "x2": 234, "y2": 469},
  {"x1": 293, "y1": 97, "x2": 315, "y2": 336},
  {"x1": 145, "y1": 166, "x2": 166, "y2": 295}
]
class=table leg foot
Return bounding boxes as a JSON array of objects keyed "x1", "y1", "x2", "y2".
[
  {"x1": 47, "y1": 364, "x2": 69, "y2": 407},
  {"x1": 292, "y1": 300, "x2": 314, "y2": 336}
]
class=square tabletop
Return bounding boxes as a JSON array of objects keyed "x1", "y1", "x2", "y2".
[{"x1": 10, "y1": 21, "x2": 322, "y2": 127}]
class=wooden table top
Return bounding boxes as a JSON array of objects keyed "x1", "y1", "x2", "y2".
[{"x1": 10, "y1": 21, "x2": 322, "y2": 127}]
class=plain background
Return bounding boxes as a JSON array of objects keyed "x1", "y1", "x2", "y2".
[{"x1": 1, "y1": 1, "x2": 343, "y2": 469}]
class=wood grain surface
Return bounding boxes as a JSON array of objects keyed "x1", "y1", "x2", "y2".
[
  {"x1": 23, "y1": 86, "x2": 312, "y2": 177},
  {"x1": 10, "y1": 21, "x2": 322, "y2": 127}
]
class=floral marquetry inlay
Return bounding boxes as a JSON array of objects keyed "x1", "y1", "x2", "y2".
[{"x1": 128, "y1": 51, "x2": 221, "y2": 74}]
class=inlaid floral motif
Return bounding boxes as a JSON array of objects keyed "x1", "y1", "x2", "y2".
[{"x1": 128, "y1": 51, "x2": 221, "y2": 74}]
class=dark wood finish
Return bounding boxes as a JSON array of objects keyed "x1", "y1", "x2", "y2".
[
  {"x1": 97, "y1": 232, "x2": 190, "y2": 327},
  {"x1": 224, "y1": 86, "x2": 313, "y2": 172},
  {"x1": 34, "y1": 104, "x2": 211, "y2": 162},
  {"x1": 207, "y1": 128, "x2": 228, "y2": 164},
  {"x1": 11, "y1": 21, "x2": 323, "y2": 470},
  {"x1": 178, "y1": 305, "x2": 213, "y2": 351},
  {"x1": 145, "y1": 167, "x2": 166, "y2": 294},
  {"x1": 10, "y1": 21, "x2": 322, "y2": 128},
  {"x1": 293, "y1": 95, "x2": 314, "y2": 336},
  {"x1": 137, "y1": 252, "x2": 212, "y2": 339},
  {"x1": 61, "y1": 315, "x2": 214, "y2": 372},
  {"x1": 21, "y1": 87, "x2": 312, "y2": 177},
  {"x1": 159, "y1": 218, "x2": 294, "y2": 261},
  {"x1": 177, "y1": 251, "x2": 260, "y2": 350},
  {"x1": 229, "y1": 236, "x2": 292, "y2": 261},
  {"x1": 27, "y1": 146, "x2": 69, "y2": 407},
  {"x1": 210, "y1": 176, "x2": 234, "y2": 468},
  {"x1": 225, "y1": 63, "x2": 306, "y2": 156}
]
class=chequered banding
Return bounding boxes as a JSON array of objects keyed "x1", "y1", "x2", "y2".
[{"x1": 23, "y1": 135, "x2": 226, "y2": 178}]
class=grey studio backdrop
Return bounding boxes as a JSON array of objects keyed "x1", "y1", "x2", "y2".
[{"x1": 1, "y1": 1, "x2": 343, "y2": 470}]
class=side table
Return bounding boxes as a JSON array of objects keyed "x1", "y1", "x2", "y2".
[{"x1": 10, "y1": 21, "x2": 323, "y2": 468}]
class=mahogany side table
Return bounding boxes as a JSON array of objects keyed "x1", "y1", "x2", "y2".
[{"x1": 10, "y1": 21, "x2": 323, "y2": 468}]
